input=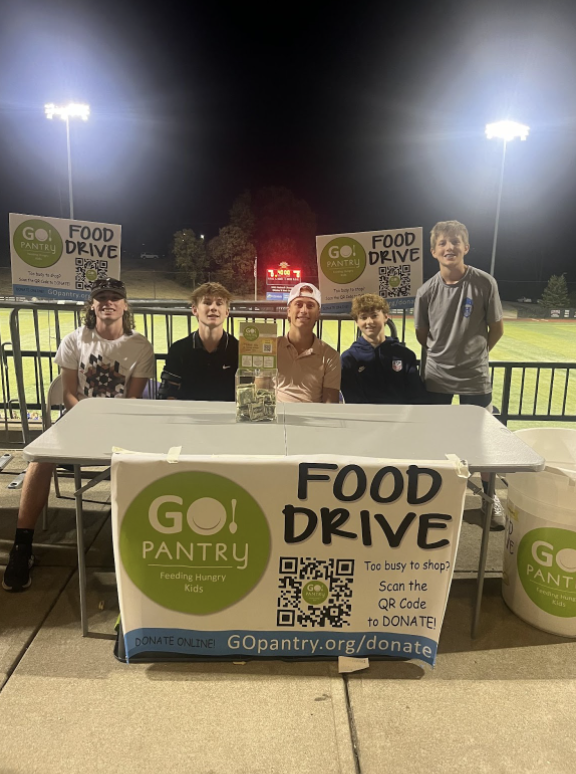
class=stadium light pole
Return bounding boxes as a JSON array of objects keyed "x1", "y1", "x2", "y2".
[
  {"x1": 485, "y1": 120, "x2": 529, "y2": 277},
  {"x1": 44, "y1": 103, "x2": 90, "y2": 220}
]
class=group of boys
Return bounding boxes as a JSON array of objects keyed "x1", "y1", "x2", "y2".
[{"x1": 2, "y1": 219, "x2": 504, "y2": 593}]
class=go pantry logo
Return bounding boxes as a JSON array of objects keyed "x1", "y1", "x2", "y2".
[
  {"x1": 13, "y1": 219, "x2": 63, "y2": 268},
  {"x1": 518, "y1": 527, "x2": 576, "y2": 618},
  {"x1": 319, "y1": 237, "x2": 366, "y2": 284},
  {"x1": 120, "y1": 471, "x2": 271, "y2": 614}
]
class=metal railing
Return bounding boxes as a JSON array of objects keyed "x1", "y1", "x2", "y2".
[
  {"x1": 492, "y1": 362, "x2": 576, "y2": 424},
  {"x1": 1, "y1": 299, "x2": 575, "y2": 447}
]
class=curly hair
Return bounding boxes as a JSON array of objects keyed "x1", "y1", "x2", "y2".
[
  {"x1": 82, "y1": 300, "x2": 134, "y2": 335},
  {"x1": 351, "y1": 294, "x2": 390, "y2": 320}
]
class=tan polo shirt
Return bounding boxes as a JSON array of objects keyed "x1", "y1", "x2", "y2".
[{"x1": 277, "y1": 335, "x2": 341, "y2": 403}]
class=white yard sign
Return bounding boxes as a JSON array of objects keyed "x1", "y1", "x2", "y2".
[
  {"x1": 316, "y1": 227, "x2": 423, "y2": 312},
  {"x1": 112, "y1": 453, "x2": 467, "y2": 666},
  {"x1": 10, "y1": 213, "x2": 121, "y2": 300}
]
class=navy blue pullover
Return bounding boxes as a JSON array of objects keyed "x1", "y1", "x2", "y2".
[{"x1": 340, "y1": 336, "x2": 429, "y2": 405}]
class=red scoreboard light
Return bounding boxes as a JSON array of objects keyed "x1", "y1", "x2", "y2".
[{"x1": 266, "y1": 265, "x2": 302, "y2": 286}]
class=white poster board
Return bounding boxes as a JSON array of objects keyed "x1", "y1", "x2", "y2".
[
  {"x1": 316, "y1": 227, "x2": 423, "y2": 313},
  {"x1": 112, "y1": 453, "x2": 467, "y2": 666},
  {"x1": 9, "y1": 213, "x2": 121, "y2": 300}
]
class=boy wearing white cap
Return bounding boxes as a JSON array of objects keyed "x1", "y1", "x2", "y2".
[{"x1": 277, "y1": 282, "x2": 341, "y2": 403}]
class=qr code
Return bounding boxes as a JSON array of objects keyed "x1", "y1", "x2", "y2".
[
  {"x1": 378, "y1": 265, "x2": 411, "y2": 297},
  {"x1": 75, "y1": 259, "x2": 109, "y2": 291},
  {"x1": 262, "y1": 343, "x2": 272, "y2": 354},
  {"x1": 277, "y1": 557, "x2": 354, "y2": 628}
]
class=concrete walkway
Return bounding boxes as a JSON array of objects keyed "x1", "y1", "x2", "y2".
[{"x1": 1, "y1": 452, "x2": 575, "y2": 774}]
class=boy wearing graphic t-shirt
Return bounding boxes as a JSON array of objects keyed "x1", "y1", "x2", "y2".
[{"x1": 2, "y1": 279, "x2": 155, "y2": 592}]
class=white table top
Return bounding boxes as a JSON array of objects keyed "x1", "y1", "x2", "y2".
[
  {"x1": 283, "y1": 403, "x2": 545, "y2": 473},
  {"x1": 23, "y1": 399, "x2": 287, "y2": 465},
  {"x1": 23, "y1": 399, "x2": 545, "y2": 473}
]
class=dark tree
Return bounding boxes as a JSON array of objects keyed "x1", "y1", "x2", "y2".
[{"x1": 540, "y1": 274, "x2": 570, "y2": 308}]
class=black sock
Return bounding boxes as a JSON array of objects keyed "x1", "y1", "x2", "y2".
[{"x1": 14, "y1": 528, "x2": 34, "y2": 547}]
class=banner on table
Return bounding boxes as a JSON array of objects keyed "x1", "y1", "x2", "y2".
[
  {"x1": 112, "y1": 453, "x2": 468, "y2": 666},
  {"x1": 9, "y1": 213, "x2": 121, "y2": 300},
  {"x1": 316, "y1": 227, "x2": 423, "y2": 313}
]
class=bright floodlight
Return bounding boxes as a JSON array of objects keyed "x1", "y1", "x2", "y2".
[
  {"x1": 44, "y1": 102, "x2": 90, "y2": 121},
  {"x1": 485, "y1": 120, "x2": 530, "y2": 278},
  {"x1": 485, "y1": 120, "x2": 529, "y2": 142},
  {"x1": 44, "y1": 102, "x2": 90, "y2": 220}
]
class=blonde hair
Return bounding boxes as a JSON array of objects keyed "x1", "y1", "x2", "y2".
[
  {"x1": 191, "y1": 282, "x2": 232, "y2": 307},
  {"x1": 430, "y1": 220, "x2": 469, "y2": 250},
  {"x1": 351, "y1": 294, "x2": 390, "y2": 320}
]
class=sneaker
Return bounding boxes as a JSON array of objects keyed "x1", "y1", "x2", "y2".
[
  {"x1": 2, "y1": 544, "x2": 34, "y2": 592},
  {"x1": 482, "y1": 494, "x2": 506, "y2": 531}
]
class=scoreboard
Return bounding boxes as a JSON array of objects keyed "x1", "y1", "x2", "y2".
[{"x1": 266, "y1": 263, "x2": 302, "y2": 301}]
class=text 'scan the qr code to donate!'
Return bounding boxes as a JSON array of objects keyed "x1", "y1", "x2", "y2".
[
  {"x1": 9, "y1": 213, "x2": 122, "y2": 301},
  {"x1": 113, "y1": 453, "x2": 468, "y2": 667},
  {"x1": 315, "y1": 227, "x2": 423, "y2": 313}
]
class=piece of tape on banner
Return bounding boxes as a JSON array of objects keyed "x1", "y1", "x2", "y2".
[
  {"x1": 445, "y1": 454, "x2": 470, "y2": 479},
  {"x1": 166, "y1": 446, "x2": 182, "y2": 464}
]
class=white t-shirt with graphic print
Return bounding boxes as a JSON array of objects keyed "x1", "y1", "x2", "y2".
[{"x1": 54, "y1": 327, "x2": 155, "y2": 401}]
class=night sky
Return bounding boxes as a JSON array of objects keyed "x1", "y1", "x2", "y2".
[{"x1": 2, "y1": 0, "x2": 576, "y2": 292}]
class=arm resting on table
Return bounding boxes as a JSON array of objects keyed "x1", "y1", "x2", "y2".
[
  {"x1": 126, "y1": 377, "x2": 149, "y2": 398},
  {"x1": 322, "y1": 387, "x2": 341, "y2": 404}
]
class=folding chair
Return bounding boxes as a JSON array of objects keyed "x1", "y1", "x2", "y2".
[{"x1": 39, "y1": 367, "x2": 137, "y2": 529}]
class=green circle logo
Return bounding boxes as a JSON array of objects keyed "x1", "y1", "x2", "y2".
[
  {"x1": 243, "y1": 325, "x2": 259, "y2": 342},
  {"x1": 320, "y1": 238, "x2": 366, "y2": 284},
  {"x1": 85, "y1": 268, "x2": 98, "y2": 283},
  {"x1": 13, "y1": 219, "x2": 63, "y2": 268},
  {"x1": 389, "y1": 275, "x2": 401, "y2": 289},
  {"x1": 302, "y1": 581, "x2": 329, "y2": 606},
  {"x1": 518, "y1": 528, "x2": 576, "y2": 618},
  {"x1": 120, "y1": 472, "x2": 271, "y2": 614}
]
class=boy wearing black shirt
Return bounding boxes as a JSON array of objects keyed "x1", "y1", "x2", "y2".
[{"x1": 160, "y1": 282, "x2": 238, "y2": 401}]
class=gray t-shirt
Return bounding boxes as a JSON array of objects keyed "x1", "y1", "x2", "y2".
[{"x1": 414, "y1": 266, "x2": 503, "y2": 395}]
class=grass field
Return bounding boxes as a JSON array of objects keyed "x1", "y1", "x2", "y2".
[{"x1": 1, "y1": 303, "x2": 575, "y2": 431}]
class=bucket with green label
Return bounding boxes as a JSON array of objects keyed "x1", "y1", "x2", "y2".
[{"x1": 503, "y1": 429, "x2": 576, "y2": 637}]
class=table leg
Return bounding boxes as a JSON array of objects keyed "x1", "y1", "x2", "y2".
[
  {"x1": 472, "y1": 472, "x2": 495, "y2": 638},
  {"x1": 74, "y1": 465, "x2": 89, "y2": 637}
]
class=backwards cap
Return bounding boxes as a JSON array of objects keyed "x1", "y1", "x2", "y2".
[{"x1": 287, "y1": 282, "x2": 321, "y2": 307}]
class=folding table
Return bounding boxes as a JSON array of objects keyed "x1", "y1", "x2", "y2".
[{"x1": 22, "y1": 400, "x2": 544, "y2": 638}]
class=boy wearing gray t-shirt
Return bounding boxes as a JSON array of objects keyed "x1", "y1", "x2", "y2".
[
  {"x1": 414, "y1": 220, "x2": 503, "y2": 405},
  {"x1": 414, "y1": 220, "x2": 505, "y2": 527}
]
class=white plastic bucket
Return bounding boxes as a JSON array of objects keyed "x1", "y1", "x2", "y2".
[{"x1": 503, "y1": 428, "x2": 576, "y2": 637}]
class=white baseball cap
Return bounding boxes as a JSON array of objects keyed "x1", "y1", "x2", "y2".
[{"x1": 287, "y1": 282, "x2": 322, "y2": 308}]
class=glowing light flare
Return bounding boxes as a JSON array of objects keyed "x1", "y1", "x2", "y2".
[
  {"x1": 44, "y1": 103, "x2": 90, "y2": 121},
  {"x1": 485, "y1": 120, "x2": 529, "y2": 142}
]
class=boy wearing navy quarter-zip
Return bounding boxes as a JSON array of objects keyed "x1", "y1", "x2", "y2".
[{"x1": 341, "y1": 294, "x2": 428, "y2": 405}]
